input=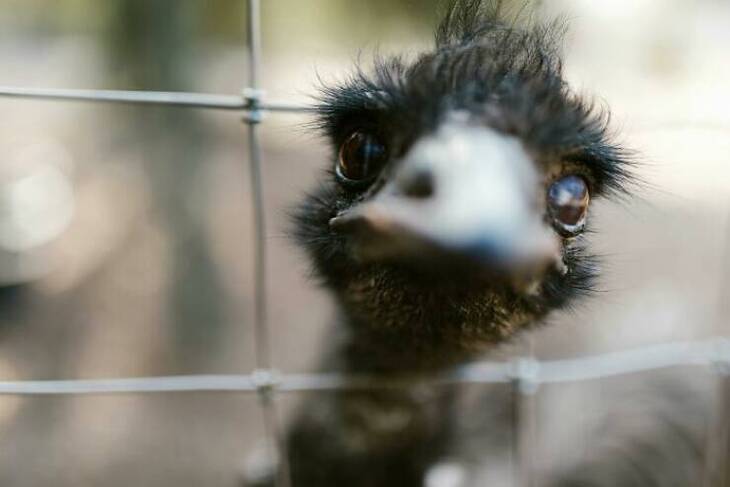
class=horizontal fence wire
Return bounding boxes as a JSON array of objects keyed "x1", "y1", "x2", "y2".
[
  {"x1": 0, "y1": 86, "x2": 311, "y2": 112},
  {"x1": 0, "y1": 338, "x2": 727, "y2": 396},
  {"x1": 2, "y1": 86, "x2": 730, "y2": 135}
]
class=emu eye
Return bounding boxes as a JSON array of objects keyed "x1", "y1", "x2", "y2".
[
  {"x1": 337, "y1": 132, "x2": 387, "y2": 183},
  {"x1": 548, "y1": 175, "x2": 590, "y2": 236}
]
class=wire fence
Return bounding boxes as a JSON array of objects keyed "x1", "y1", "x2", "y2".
[{"x1": 0, "y1": 1, "x2": 729, "y2": 486}]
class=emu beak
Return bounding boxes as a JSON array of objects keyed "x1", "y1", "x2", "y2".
[{"x1": 330, "y1": 123, "x2": 560, "y2": 282}]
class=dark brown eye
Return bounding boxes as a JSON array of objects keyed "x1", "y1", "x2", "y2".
[
  {"x1": 547, "y1": 175, "x2": 590, "y2": 235},
  {"x1": 337, "y1": 132, "x2": 387, "y2": 183}
]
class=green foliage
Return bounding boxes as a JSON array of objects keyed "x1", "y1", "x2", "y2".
[{"x1": 0, "y1": 0, "x2": 444, "y2": 44}]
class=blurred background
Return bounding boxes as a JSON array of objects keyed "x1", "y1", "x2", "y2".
[{"x1": 0, "y1": 0, "x2": 728, "y2": 485}]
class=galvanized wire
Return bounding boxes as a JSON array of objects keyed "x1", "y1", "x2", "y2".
[
  {"x1": 704, "y1": 209, "x2": 730, "y2": 487},
  {"x1": 243, "y1": 1, "x2": 291, "y2": 486},
  {"x1": 0, "y1": 338, "x2": 727, "y2": 396},
  {"x1": 0, "y1": 85, "x2": 311, "y2": 112},
  {"x1": 0, "y1": 86, "x2": 312, "y2": 113},
  {"x1": 514, "y1": 337, "x2": 538, "y2": 487}
]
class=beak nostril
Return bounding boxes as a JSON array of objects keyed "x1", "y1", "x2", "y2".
[{"x1": 402, "y1": 170, "x2": 435, "y2": 199}]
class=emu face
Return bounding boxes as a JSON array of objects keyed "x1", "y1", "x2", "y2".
[{"x1": 295, "y1": 1, "x2": 631, "y2": 363}]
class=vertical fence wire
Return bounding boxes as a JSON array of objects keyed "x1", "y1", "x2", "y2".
[
  {"x1": 245, "y1": 0, "x2": 268, "y2": 374},
  {"x1": 704, "y1": 210, "x2": 730, "y2": 487},
  {"x1": 521, "y1": 337, "x2": 538, "y2": 487},
  {"x1": 513, "y1": 357, "x2": 539, "y2": 487},
  {"x1": 705, "y1": 372, "x2": 730, "y2": 487},
  {"x1": 243, "y1": 1, "x2": 291, "y2": 486},
  {"x1": 720, "y1": 215, "x2": 730, "y2": 487}
]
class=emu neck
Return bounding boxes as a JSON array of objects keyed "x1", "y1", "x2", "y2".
[
  {"x1": 337, "y1": 315, "x2": 487, "y2": 375},
  {"x1": 284, "y1": 318, "x2": 463, "y2": 486},
  {"x1": 329, "y1": 265, "x2": 535, "y2": 374}
]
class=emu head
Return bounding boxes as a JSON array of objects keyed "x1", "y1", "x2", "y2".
[{"x1": 295, "y1": 0, "x2": 632, "y2": 364}]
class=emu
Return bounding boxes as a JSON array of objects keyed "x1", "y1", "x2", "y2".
[{"x1": 249, "y1": 1, "x2": 708, "y2": 486}]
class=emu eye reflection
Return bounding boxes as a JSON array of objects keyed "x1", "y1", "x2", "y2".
[
  {"x1": 337, "y1": 132, "x2": 388, "y2": 184},
  {"x1": 548, "y1": 175, "x2": 590, "y2": 236}
]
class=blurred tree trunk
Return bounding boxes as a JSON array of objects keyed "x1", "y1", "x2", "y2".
[{"x1": 104, "y1": 0, "x2": 225, "y2": 365}]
